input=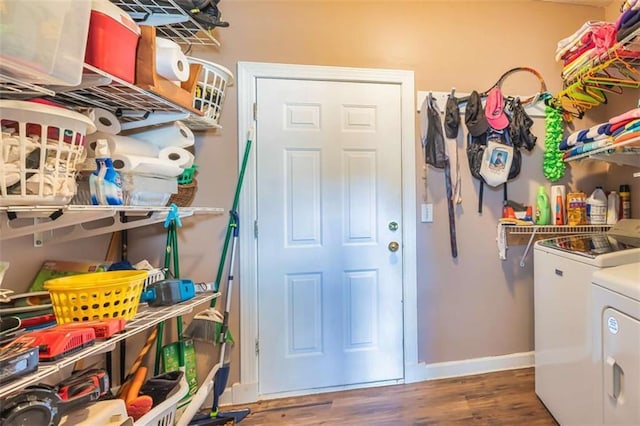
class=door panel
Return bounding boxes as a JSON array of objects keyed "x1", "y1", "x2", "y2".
[{"x1": 256, "y1": 78, "x2": 403, "y2": 395}]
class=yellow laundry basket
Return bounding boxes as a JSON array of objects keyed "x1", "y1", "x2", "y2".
[{"x1": 44, "y1": 270, "x2": 148, "y2": 324}]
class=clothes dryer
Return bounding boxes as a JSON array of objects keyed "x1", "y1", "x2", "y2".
[
  {"x1": 592, "y1": 262, "x2": 640, "y2": 425},
  {"x1": 533, "y1": 219, "x2": 640, "y2": 425}
]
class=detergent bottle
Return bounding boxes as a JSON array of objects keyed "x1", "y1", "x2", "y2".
[
  {"x1": 535, "y1": 186, "x2": 551, "y2": 225},
  {"x1": 90, "y1": 139, "x2": 123, "y2": 205},
  {"x1": 586, "y1": 186, "x2": 607, "y2": 225}
]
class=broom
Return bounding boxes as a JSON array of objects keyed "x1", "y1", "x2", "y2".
[{"x1": 184, "y1": 131, "x2": 251, "y2": 344}]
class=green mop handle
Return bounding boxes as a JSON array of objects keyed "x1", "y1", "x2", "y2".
[{"x1": 211, "y1": 132, "x2": 253, "y2": 305}]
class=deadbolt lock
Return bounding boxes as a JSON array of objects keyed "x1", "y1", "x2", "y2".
[
  {"x1": 388, "y1": 221, "x2": 398, "y2": 231},
  {"x1": 388, "y1": 241, "x2": 399, "y2": 252}
]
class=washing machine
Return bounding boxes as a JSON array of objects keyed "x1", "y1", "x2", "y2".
[
  {"x1": 533, "y1": 219, "x2": 640, "y2": 425},
  {"x1": 592, "y1": 262, "x2": 640, "y2": 425}
]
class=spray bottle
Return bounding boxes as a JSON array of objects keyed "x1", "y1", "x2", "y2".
[{"x1": 90, "y1": 139, "x2": 123, "y2": 205}]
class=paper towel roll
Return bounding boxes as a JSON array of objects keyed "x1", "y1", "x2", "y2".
[
  {"x1": 111, "y1": 154, "x2": 183, "y2": 178},
  {"x1": 92, "y1": 108, "x2": 121, "y2": 135},
  {"x1": 128, "y1": 121, "x2": 195, "y2": 149},
  {"x1": 155, "y1": 37, "x2": 189, "y2": 82},
  {"x1": 87, "y1": 132, "x2": 160, "y2": 158},
  {"x1": 158, "y1": 146, "x2": 194, "y2": 169}
]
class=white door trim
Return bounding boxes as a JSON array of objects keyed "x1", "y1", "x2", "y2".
[{"x1": 235, "y1": 62, "x2": 417, "y2": 403}]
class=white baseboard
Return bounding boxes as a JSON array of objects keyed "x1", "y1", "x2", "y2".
[
  {"x1": 219, "y1": 381, "x2": 258, "y2": 406},
  {"x1": 409, "y1": 351, "x2": 534, "y2": 382},
  {"x1": 221, "y1": 352, "x2": 534, "y2": 405}
]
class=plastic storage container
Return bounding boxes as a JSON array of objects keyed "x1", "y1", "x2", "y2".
[
  {"x1": 0, "y1": 100, "x2": 96, "y2": 206},
  {"x1": 0, "y1": 0, "x2": 91, "y2": 86},
  {"x1": 85, "y1": 0, "x2": 141, "y2": 83},
  {"x1": 586, "y1": 186, "x2": 607, "y2": 225}
]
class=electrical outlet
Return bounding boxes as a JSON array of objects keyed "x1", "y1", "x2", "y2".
[{"x1": 421, "y1": 203, "x2": 433, "y2": 223}]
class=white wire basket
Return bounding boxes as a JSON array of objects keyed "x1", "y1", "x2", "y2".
[
  {"x1": 0, "y1": 100, "x2": 96, "y2": 206},
  {"x1": 134, "y1": 374, "x2": 189, "y2": 426},
  {"x1": 183, "y1": 58, "x2": 234, "y2": 131}
]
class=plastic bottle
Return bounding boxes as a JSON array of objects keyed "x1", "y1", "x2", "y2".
[
  {"x1": 535, "y1": 186, "x2": 551, "y2": 225},
  {"x1": 90, "y1": 139, "x2": 123, "y2": 206},
  {"x1": 607, "y1": 191, "x2": 619, "y2": 225},
  {"x1": 586, "y1": 186, "x2": 607, "y2": 225},
  {"x1": 619, "y1": 184, "x2": 631, "y2": 220}
]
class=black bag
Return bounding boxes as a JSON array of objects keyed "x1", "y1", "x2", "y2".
[
  {"x1": 424, "y1": 96, "x2": 447, "y2": 169},
  {"x1": 467, "y1": 127, "x2": 520, "y2": 213},
  {"x1": 466, "y1": 132, "x2": 487, "y2": 182},
  {"x1": 508, "y1": 97, "x2": 537, "y2": 152}
]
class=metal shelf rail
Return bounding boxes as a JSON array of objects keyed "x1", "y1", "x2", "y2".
[
  {"x1": 497, "y1": 223, "x2": 612, "y2": 266},
  {"x1": 0, "y1": 205, "x2": 224, "y2": 246},
  {"x1": 0, "y1": 292, "x2": 220, "y2": 399},
  {"x1": 111, "y1": 0, "x2": 221, "y2": 47}
]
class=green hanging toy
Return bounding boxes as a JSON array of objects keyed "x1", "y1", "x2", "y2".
[{"x1": 543, "y1": 105, "x2": 565, "y2": 182}]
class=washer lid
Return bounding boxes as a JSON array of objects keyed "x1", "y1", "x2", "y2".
[
  {"x1": 593, "y1": 263, "x2": 640, "y2": 302},
  {"x1": 537, "y1": 233, "x2": 640, "y2": 259}
]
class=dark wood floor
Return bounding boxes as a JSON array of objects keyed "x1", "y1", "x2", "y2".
[{"x1": 225, "y1": 368, "x2": 558, "y2": 425}]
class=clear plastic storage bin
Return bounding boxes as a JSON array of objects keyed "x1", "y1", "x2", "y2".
[{"x1": 0, "y1": 0, "x2": 91, "y2": 86}]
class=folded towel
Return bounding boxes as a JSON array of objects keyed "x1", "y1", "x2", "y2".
[
  {"x1": 609, "y1": 108, "x2": 640, "y2": 124},
  {"x1": 559, "y1": 131, "x2": 582, "y2": 151}
]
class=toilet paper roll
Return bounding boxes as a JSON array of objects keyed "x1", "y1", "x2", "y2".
[
  {"x1": 111, "y1": 154, "x2": 184, "y2": 178},
  {"x1": 128, "y1": 121, "x2": 195, "y2": 149},
  {"x1": 87, "y1": 132, "x2": 160, "y2": 158},
  {"x1": 92, "y1": 108, "x2": 121, "y2": 135},
  {"x1": 155, "y1": 37, "x2": 189, "y2": 82},
  {"x1": 158, "y1": 147, "x2": 194, "y2": 169}
]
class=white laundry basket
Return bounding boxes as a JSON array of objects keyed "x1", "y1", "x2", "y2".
[
  {"x1": 183, "y1": 58, "x2": 234, "y2": 131},
  {"x1": 134, "y1": 374, "x2": 190, "y2": 426},
  {"x1": 0, "y1": 100, "x2": 96, "y2": 206}
]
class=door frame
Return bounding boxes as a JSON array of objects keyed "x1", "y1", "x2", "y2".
[{"x1": 235, "y1": 61, "x2": 418, "y2": 403}]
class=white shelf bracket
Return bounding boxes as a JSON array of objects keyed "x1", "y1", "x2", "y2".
[
  {"x1": 520, "y1": 227, "x2": 539, "y2": 268},
  {"x1": 497, "y1": 223, "x2": 508, "y2": 260}
]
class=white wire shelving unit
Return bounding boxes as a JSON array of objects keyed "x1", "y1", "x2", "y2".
[
  {"x1": 0, "y1": 0, "x2": 223, "y2": 129},
  {"x1": 0, "y1": 292, "x2": 219, "y2": 399},
  {"x1": 497, "y1": 223, "x2": 612, "y2": 266}
]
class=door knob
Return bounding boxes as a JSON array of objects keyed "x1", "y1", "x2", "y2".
[{"x1": 388, "y1": 241, "x2": 399, "y2": 252}]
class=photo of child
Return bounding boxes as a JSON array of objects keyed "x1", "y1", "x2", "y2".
[{"x1": 490, "y1": 150, "x2": 507, "y2": 169}]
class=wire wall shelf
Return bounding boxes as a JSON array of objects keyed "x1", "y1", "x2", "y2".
[
  {"x1": 0, "y1": 293, "x2": 219, "y2": 399},
  {"x1": 0, "y1": 73, "x2": 55, "y2": 98},
  {"x1": 497, "y1": 223, "x2": 612, "y2": 266},
  {"x1": 111, "y1": 0, "x2": 220, "y2": 47}
]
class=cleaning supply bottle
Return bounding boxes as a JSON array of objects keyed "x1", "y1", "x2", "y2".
[
  {"x1": 586, "y1": 186, "x2": 607, "y2": 225},
  {"x1": 90, "y1": 139, "x2": 123, "y2": 205},
  {"x1": 607, "y1": 191, "x2": 619, "y2": 225},
  {"x1": 535, "y1": 186, "x2": 551, "y2": 225},
  {"x1": 619, "y1": 184, "x2": 631, "y2": 220}
]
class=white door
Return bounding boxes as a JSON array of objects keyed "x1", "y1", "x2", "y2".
[{"x1": 256, "y1": 77, "x2": 404, "y2": 395}]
